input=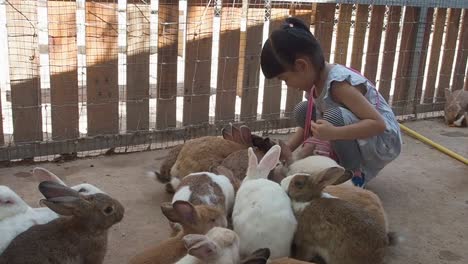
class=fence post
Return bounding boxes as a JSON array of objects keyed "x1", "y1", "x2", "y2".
[{"x1": 406, "y1": 7, "x2": 428, "y2": 117}]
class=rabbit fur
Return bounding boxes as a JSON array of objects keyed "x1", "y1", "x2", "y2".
[
  {"x1": 0, "y1": 181, "x2": 124, "y2": 264},
  {"x1": 281, "y1": 157, "x2": 389, "y2": 264},
  {"x1": 0, "y1": 167, "x2": 105, "y2": 254},
  {"x1": 129, "y1": 201, "x2": 227, "y2": 264},
  {"x1": 232, "y1": 145, "x2": 297, "y2": 260},
  {"x1": 177, "y1": 227, "x2": 240, "y2": 264},
  {"x1": 147, "y1": 144, "x2": 184, "y2": 193},
  {"x1": 444, "y1": 88, "x2": 468, "y2": 127}
]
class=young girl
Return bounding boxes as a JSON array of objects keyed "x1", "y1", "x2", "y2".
[{"x1": 260, "y1": 17, "x2": 402, "y2": 187}]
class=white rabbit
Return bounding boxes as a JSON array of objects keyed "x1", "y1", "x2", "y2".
[
  {"x1": 232, "y1": 145, "x2": 297, "y2": 259},
  {"x1": 0, "y1": 167, "x2": 105, "y2": 254}
]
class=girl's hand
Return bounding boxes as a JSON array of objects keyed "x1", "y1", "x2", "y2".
[{"x1": 310, "y1": 120, "x2": 337, "y2": 141}]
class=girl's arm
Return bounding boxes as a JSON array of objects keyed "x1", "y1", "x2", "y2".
[
  {"x1": 316, "y1": 81, "x2": 386, "y2": 140},
  {"x1": 287, "y1": 127, "x2": 304, "y2": 151}
]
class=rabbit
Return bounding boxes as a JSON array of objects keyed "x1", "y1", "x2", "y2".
[
  {"x1": 232, "y1": 145, "x2": 297, "y2": 260},
  {"x1": 0, "y1": 168, "x2": 106, "y2": 254},
  {"x1": 0, "y1": 181, "x2": 124, "y2": 264},
  {"x1": 220, "y1": 125, "x2": 278, "y2": 182},
  {"x1": 129, "y1": 200, "x2": 227, "y2": 264},
  {"x1": 165, "y1": 136, "x2": 247, "y2": 192},
  {"x1": 444, "y1": 88, "x2": 468, "y2": 127},
  {"x1": 146, "y1": 144, "x2": 184, "y2": 193},
  {"x1": 272, "y1": 141, "x2": 389, "y2": 230},
  {"x1": 177, "y1": 226, "x2": 240, "y2": 264},
  {"x1": 241, "y1": 248, "x2": 317, "y2": 264},
  {"x1": 280, "y1": 159, "x2": 390, "y2": 264}
]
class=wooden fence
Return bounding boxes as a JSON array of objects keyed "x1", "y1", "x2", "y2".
[{"x1": 0, "y1": 0, "x2": 466, "y2": 162}]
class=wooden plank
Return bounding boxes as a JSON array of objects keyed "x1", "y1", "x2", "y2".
[
  {"x1": 285, "y1": 4, "x2": 311, "y2": 118},
  {"x1": 314, "y1": 3, "x2": 335, "y2": 61},
  {"x1": 414, "y1": 8, "x2": 434, "y2": 103},
  {"x1": 392, "y1": 7, "x2": 420, "y2": 106},
  {"x1": 6, "y1": 0, "x2": 42, "y2": 143},
  {"x1": 363, "y1": 5, "x2": 385, "y2": 84},
  {"x1": 262, "y1": 7, "x2": 289, "y2": 120},
  {"x1": 86, "y1": 2, "x2": 119, "y2": 136},
  {"x1": 436, "y1": 8, "x2": 461, "y2": 102},
  {"x1": 48, "y1": 1, "x2": 79, "y2": 140},
  {"x1": 239, "y1": 5, "x2": 263, "y2": 121},
  {"x1": 126, "y1": 1, "x2": 150, "y2": 131},
  {"x1": 451, "y1": 9, "x2": 468, "y2": 91},
  {"x1": 0, "y1": 92, "x2": 3, "y2": 145},
  {"x1": 350, "y1": 4, "x2": 369, "y2": 71},
  {"x1": 183, "y1": 1, "x2": 213, "y2": 125},
  {"x1": 215, "y1": 0, "x2": 241, "y2": 123},
  {"x1": 378, "y1": 6, "x2": 402, "y2": 102},
  {"x1": 423, "y1": 8, "x2": 446, "y2": 103},
  {"x1": 156, "y1": 2, "x2": 178, "y2": 129},
  {"x1": 334, "y1": 4, "x2": 353, "y2": 65}
]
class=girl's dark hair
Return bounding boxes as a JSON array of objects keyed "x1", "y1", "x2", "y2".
[{"x1": 260, "y1": 17, "x2": 325, "y2": 79}]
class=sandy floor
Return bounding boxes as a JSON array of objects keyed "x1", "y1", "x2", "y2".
[{"x1": 0, "y1": 118, "x2": 467, "y2": 264}]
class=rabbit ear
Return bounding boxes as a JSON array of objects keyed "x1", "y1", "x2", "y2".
[
  {"x1": 40, "y1": 196, "x2": 81, "y2": 216},
  {"x1": 183, "y1": 234, "x2": 208, "y2": 249},
  {"x1": 444, "y1": 88, "x2": 453, "y2": 100},
  {"x1": 187, "y1": 238, "x2": 218, "y2": 260},
  {"x1": 241, "y1": 248, "x2": 270, "y2": 264},
  {"x1": 245, "y1": 147, "x2": 259, "y2": 179},
  {"x1": 38, "y1": 181, "x2": 79, "y2": 200},
  {"x1": 313, "y1": 167, "x2": 346, "y2": 189},
  {"x1": 222, "y1": 126, "x2": 233, "y2": 141},
  {"x1": 256, "y1": 145, "x2": 281, "y2": 178},
  {"x1": 161, "y1": 201, "x2": 197, "y2": 225},
  {"x1": 231, "y1": 125, "x2": 243, "y2": 144},
  {"x1": 278, "y1": 139, "x2": 293, "y2": 165},
  {"x1": 240, "y1": 125, "x2": 253, "y2": 146},
  {"x1": 33, "y1": 167, "x2": 67, "y2": 186}
]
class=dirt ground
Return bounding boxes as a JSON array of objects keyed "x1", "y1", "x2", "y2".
[{"x1": 0, "y1": 118, "x2": 466, "y2": 264}]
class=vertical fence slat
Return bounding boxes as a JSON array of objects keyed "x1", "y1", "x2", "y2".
[
  {"x1": 452, "y1": 10, "x2": 468, "y2": 91},
  {"x1": 6, "y1": 0, "x2": 42, "y2": 143},
  {"x1": 215, "y1": 0, "x2": 241, "y2": 123},
  {"x1": 350, "y1": 4, "x2": 369, "y2": 71},
  {"x1": 334, "y1": 4, "x2": 352, "y2": 65},
  {"x1": 393, "y1": 7, "x2": 420, "y2": 108},
  {"x1": 0, "y1": 92, "x2": 3, "y2": 144},
  {"x1": 378, "y1": 6, "x2": 402, "y2": 102},
  {"x1": 126, "y1": 1, "x2": 150, "y2": 131},
  {"x1": 314, "y1": 3, "x2": 335, "y2": 61},
  {"x1": 183, "y1": 1, "x2": 213, "y2": 125},
  {"x1": 436, "y1": 8, "x2": 462, "y2": 102},
  {"x1": 262, "y1": 5, "x2": 288, "y2": 120},
  {"x1": 48, "y1": 0, "x2": 79, "y2": 140},
  {"x1": 86, "y1": 1, "x2": 119, "y2": 136},
  {"x1": 285, "y1": 4, "x2": 311, "y2": 118},
  {"x1": 156, "y1": 1, "x2": 178, "y2": 129},
  {"x1": 423, "y1": 8, "x2": 446, "y2": 103},
  {"x1": 415, "y1": 8, "x2": 434, "y2": 103},
  {"x1": 363, "y1": 5, "x2": 385, "y2": 84},
  {"x1": 240, "y1": 3, "x2": 263, "y2": 121}
]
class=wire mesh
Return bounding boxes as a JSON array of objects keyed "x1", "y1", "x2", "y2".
[{"x1": 0, "y1": 0, "x2": 466, "y2": 163}]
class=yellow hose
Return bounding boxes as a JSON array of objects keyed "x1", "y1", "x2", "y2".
[{"x1": 399, "y1": 123, "x2": 468, "y2": 166}]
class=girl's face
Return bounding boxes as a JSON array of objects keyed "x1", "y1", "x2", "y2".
[{"x1": 276, "y1": 58, "x2": 317, "y2": 92}]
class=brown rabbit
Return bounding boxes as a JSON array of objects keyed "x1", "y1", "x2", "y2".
[
  {"x1": 220, "y1": 125, "x2": 278, "y2": 181},
  {"x1": 147, "y1": 144, "x2": 184, "y2": 193},
  {"x1": 0, "y1": 181, "x2": 124, "y2": 264},
  {"x1": 281, "y1": 162, "x2": 390, "y2": 264},
  {"x1": 274, "y1": 140, "x2": 388, "y2": 230},
  {"x1": 444, "y1": 88, "x2": 468, "y2": 127},
  {"x1": 129, "y1": 200, "x2": 226, "y2": 264}
]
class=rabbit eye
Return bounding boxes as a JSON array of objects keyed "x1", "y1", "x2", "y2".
[
  {"x1": 103, "y1": 206, "x2": 114, "y2": 215},
  {"x1": 3, "y1": 200, "x2": 13, "y2": 205},
  {"x1": 210, "y1": 218, "x2": 216, "y2": 223},
  {"x1": 78, "y1": 188, "x2": 87, "y2": 193},
  {"x1": 294, "y1": 180, "x2": 305, "y2": 189}
]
